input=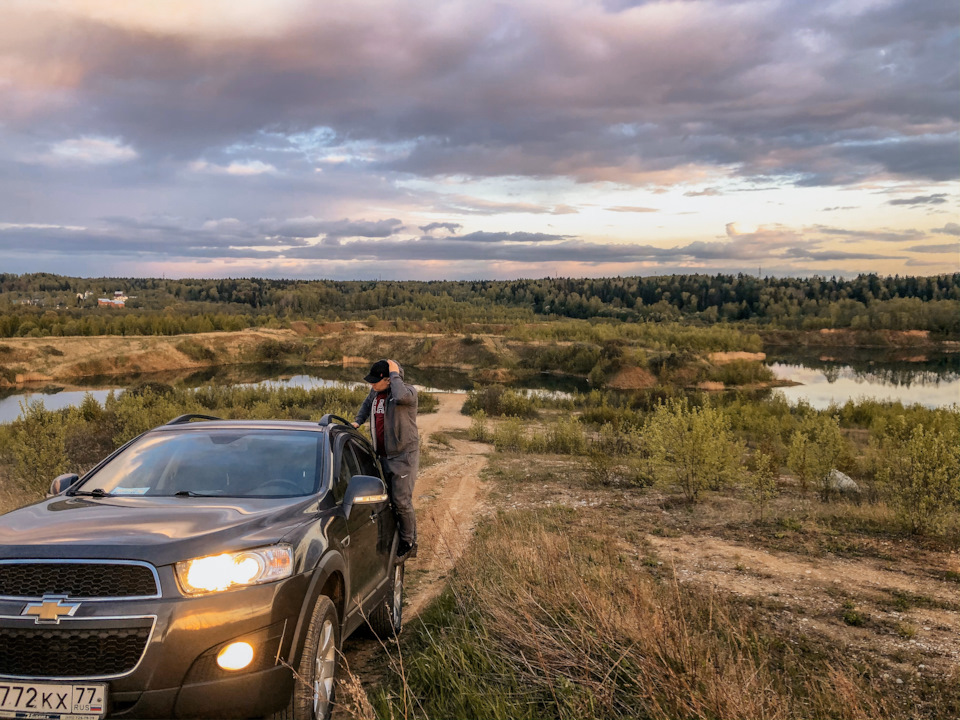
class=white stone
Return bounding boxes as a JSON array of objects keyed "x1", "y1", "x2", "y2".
[{"x1": 826, "y1": 469, "x2": 860, "y2": 493}]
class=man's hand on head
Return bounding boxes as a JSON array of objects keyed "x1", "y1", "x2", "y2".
[{"x1": 387, "y1": 359, "x2": 399, "y2": 373}]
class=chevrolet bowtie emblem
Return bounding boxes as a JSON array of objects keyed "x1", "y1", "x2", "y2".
[{"x1": 22, "y1": 595, "x2": 81, "y2": 624}]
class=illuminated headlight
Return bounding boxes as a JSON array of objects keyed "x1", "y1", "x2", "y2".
[
  {"x1": 176, "y1": 545, "x2": 294, "y2": 595},
  {"x1": 217, "y1": 642, "x2": 255, "y2": 671}
]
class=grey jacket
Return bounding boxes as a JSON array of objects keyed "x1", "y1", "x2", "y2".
[{"x1": 354, "y1": 367, "x2": 419, "y2": 457}]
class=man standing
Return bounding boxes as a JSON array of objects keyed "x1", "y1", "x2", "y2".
[{"x1": 353, "y1": 359, "x2": 419, "y2": 560}]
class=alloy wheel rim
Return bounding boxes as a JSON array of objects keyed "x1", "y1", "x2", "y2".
[
  {"x1": 313, "y1": 619, "x2": 336, "y2": 717},
  {"x1": 392, "y1": 565, "x2": 403, "y2": 628}
]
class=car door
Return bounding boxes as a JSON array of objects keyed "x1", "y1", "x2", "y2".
[
  {"x1": 350, "y1": 439, "x2": 395, "y2": 588},
  {"x1": 334, "y1": 436, "x2": 381, "y2": 605}
]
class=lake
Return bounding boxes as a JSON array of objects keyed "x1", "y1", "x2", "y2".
[
  {"x1": 1, "y1": 352, "x2": 956, "y2": 423},
  {"x1": 766, "y1": 348, "x2": 959, "y2": 410}
]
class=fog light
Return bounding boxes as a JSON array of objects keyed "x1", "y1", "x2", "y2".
[{"x1": 217, "y1": 641, "x2": 254, "y2": 671}]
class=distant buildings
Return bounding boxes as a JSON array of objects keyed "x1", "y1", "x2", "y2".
[{"x1": 98, "y1": 290, "x2": 127, "y2": 308}]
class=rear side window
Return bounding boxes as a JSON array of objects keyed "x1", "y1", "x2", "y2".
[
  {"x1": 351, "y1": 440, "x2": 380, "y2": 480},
  {"x1": 79, "y1": 430, "x2": 322, "y2": 497},
  {"x1": 334, "y1": 440, "x2": 360, "y2": 504}
]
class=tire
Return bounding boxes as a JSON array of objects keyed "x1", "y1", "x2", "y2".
[
  {"x1": 368, "y1": 561, "x2": 404, "y2": 638},
  {"x1": 276, "y1": 595, "x2": 340, "y2": 720}
]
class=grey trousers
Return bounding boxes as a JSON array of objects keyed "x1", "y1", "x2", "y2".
[{"x1": 381, "y1": 450, "x2": 418, "y2": 545}]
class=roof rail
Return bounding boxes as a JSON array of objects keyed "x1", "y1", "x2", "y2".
[
  {"x1": 318, "y1": 414, "x2": 354, "y2": 428},
  {"x1": 166, "y1": 413, "x2": 223, "y2": 425}
]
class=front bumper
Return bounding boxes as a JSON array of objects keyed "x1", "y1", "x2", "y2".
[{"x1": 0, "y1": 568, "x2": 309, "y2": 719}]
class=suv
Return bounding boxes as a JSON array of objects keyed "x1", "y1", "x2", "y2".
[{"x1": 0, "y1": 414, "x2": 404, "y2": 720}]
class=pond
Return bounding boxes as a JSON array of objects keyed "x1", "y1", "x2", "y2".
[
  {"x1": 765, "y1": 348, "x2": 959, "y2": 410},
  {"x1": 0, "y1": 363, "x2": 591, "y2": 424},
  {"x1": 1, "y1": 352, "x2": 956, "y2": 423}
]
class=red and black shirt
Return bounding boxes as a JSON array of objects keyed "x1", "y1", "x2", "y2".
[{"x1": 373, "y1": 390, "x2": 390, "y2": 456}]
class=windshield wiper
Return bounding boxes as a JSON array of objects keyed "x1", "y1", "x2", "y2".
[
  {"x1": 173, "y1": 490, "x2": 219, "y2": 497},
  {"x1": 71, "y1": 488, "x2": 111, "y2": 497}
]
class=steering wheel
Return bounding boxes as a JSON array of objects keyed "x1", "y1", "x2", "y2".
[{"x1": 257, "y1": 479, "x2": 304, "y2": 495}]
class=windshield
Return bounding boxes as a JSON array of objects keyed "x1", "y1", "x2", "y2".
[{"x1": 76, "y1": 429, "x2": 322, "y2": 497}]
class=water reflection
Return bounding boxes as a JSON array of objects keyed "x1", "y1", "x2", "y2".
[
  {"x1": 765, "y1": 349, "x2": 959, "y2": 387},
  {"x1": 768, "y1": 351, "x2": 960, "y2": 410}
]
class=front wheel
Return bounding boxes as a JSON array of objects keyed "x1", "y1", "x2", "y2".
[
  {"x1": 286, "y1": 595, "x2": 340, "y2": 720},
  {"x1": 368, "y1": 561, "x2": 404, "y2": 637}
]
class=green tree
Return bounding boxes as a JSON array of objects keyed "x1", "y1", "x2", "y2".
[
  {"x1": 787, "y1": 415, "x2": 845, "y2": 500},
  {"x1": 750, "y1": 450, "x2": 779, "y2": 521},
  {"x1": 644, "y1": 399, "x2": 742, "y2": 502},
  {"x1": 10, "y1": 401, "x2": 72, "y2": 494},
  {"x1": 878, "y1": 420, "x2": 960, "y2": 535}
]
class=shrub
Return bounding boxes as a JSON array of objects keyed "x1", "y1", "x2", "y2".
[
  {"x1": 787, "y1": 415, "x2": 845, "y2": 500},
  {"x1": 750, "y1": 449, "x2": 779, "y2": 521},
  {"x1": 493, "y1": 417, "x2": 526, "y2": 452},
  {"x1": 175, "y1": 339, "x2": 217, "y2": 362},
  {"x1": 644, "y1": 399, "x2": 742, "y2": 501},
  {"x1": 877, "y1": 419, "x2": 960, "y2": 535},
  {"x1": 9, "y1": 401, "x2": 71, "y2": 494},
  {"x1": 254, "y1": 339, "x2": 307, "y2": 362},
  {"x1": 469, "y1": 410, "x2": 491, "y2": 443},
  {"x1": 708, "y1": 360, "x2": 774, "y2": 386},
  {"x1": 463, "y1": 385, "x2": 539, "y2": 418},
  {"x1": 583, "y1": 448, "x2": 615, "y2": 485},
  {"x1": 418, "y1": 391, "x2": 439, "y2": 414},
  {"x1": 431, "y1": 432, "x2": 453, "y2": 448}
]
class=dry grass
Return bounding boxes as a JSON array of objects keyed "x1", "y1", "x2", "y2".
[
  {"x1": 336, "y1": 661, "x2": 377, "y2": 720},
  {"x1": 369, "y1": 448, "x2": 960, "y2": 720},
  {"x1": 375, "y1": 507, "x2": 904, "y2": 720}
]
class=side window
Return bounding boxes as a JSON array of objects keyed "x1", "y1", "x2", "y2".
[
  {"x1": 350, "y1": 440, "x2": 379, "y2": 480},
  {"x1": 334, "y1": 439, "x2": 360, "y2": 504}
]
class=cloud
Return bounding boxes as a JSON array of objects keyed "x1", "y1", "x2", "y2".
[
  {"x1": 887, "y1": 193, "x2": 949, "y2": 206},
  {"x1": 2, "y1": 0, "x2": 955, "y2": 186},
  {"x1": 190, "y1": 159, "x2": 277, "y2": 175},
  {"x1": 446, "y1": 231, "x2": 566, "y2": 244},
  {"x1": 810, "y1": 226, "x2": 925, "y2": 243},
  {"x1": 40, "y1": 136, "x2": 137, "y2": 165},
  {"x1": 419, "y1": 222, "x2": 462, "y2": 235},
  {"x1": 262, "y1": 217, "x2": 404, "y2": 239},
  {"x1": 434, "y1": 196, "x2": 578, "y2": 215},
  {"x1": 0, "y1": 216, "x2": 911, "y2": 270},
  {"x1": 0, "y1": 0, "x2": 956, "y2": 280},
  {"x1": 785, "y1": 248, "x2": 904, "y2": 261},
  {"x1": 932, "y1": 222, "x2": 960, "y2": 236},
  {"x1": 906, "y1": 243, "x2": 958, "y2": 254}
]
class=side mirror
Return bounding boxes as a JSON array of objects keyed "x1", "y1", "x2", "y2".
[
  {"x1": 342, "y1": 474, "x2": 388, "y2": 518},
  {"x1": 48, "y1": 473, "x2": 80, "y2": 497}
]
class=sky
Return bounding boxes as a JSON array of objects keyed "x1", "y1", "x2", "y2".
[{"x1": 0, "y1": 0, "x2": 957, "y2": 281}]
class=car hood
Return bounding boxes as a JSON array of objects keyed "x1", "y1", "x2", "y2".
[{"x1": 0, "y1": 495, "x2": 317, "y2": 566}]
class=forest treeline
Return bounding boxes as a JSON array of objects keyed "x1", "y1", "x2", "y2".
[{"x1": 1, "y1": 272, "x2": 957, "y2": 337}]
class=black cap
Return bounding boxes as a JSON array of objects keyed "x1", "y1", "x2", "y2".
[{"x1": 364, "y1": 360, "x2": 390, "y2": 383}]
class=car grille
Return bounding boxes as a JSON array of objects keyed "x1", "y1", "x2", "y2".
[
  {"x1": 0, "y1": 562, "x2": 158, "y2": 599},
  {"x1": 0, "y1": 624, "x2": 152, "y2": 678}
]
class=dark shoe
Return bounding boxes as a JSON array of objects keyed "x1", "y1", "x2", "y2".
[{"x1": 396, "y1": 540, "x2": 417, "y2": 561}]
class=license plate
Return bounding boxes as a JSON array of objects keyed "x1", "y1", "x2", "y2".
[{"x1": 0, "y1": 682, "x2": 106, "y2": 720}]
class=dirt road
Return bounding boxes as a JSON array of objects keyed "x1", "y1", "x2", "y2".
[{"x1": 336, "y1": 393, "x2": 490, "y2": 714}]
